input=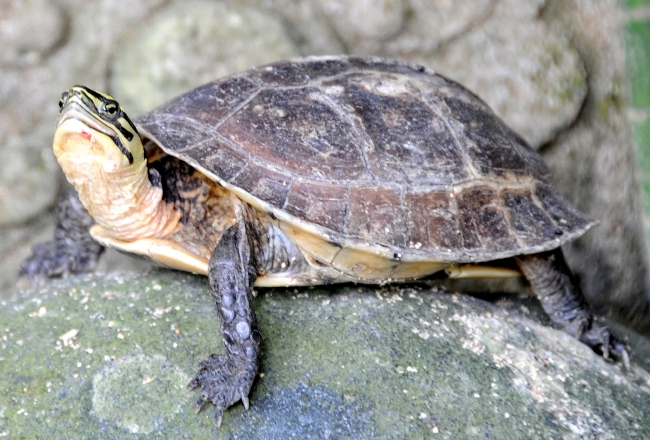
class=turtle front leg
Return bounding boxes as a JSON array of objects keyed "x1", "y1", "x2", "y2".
[
  {"x1": 515, "y1": 249, "x2": 629, "y2": 369},
  {"x1": 20, "y1": 186, "x2": 104, "y2": 284},
  {"x1": 189, "y1": 221, "x2": 261, "y2": 426}
]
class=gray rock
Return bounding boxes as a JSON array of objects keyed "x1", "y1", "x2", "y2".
[
  {"x1": 0, "y1": 0, "x2": 170, "y2": 225},
  {"x1": 239, "y1": 0, "x2": 345, "y2": 56},
  {"x1": 111, "y1": 0, "x2": 301, "y2": 115},
  {"x1": 317, "y1": 0, "x2": 407, "y2": 54},
  {"x1": 0, "y1": 129, "x2": 61, "y2": 225},
  {"x1": 249, "y1": 0, "x2": 492, "y2": 58},
  {"x1": 541, "y1": 0, "x2": 650, "y2": 333},
  {"x1": 418, "y1": 0, "x2": 587, "y2": 149},
  {"x1": 382, "y1": 0, "x2": 494, "y2": 55},
  {"x1": 1, "y1": 271, "x2": 648, "y2": 438},
  {"x1": 0, "y1": 211, "x2": 56, "y2": 296},
  {"x1": 0, "y1": 0, "x2": 66, "y2": 67}
]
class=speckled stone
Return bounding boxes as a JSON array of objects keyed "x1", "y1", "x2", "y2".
[
  {"x1": 0, "y1": 0, "x2": 66, "y2": 67},
  {"x1": 419, "y1": 0, "x2": 587, "y2": 149},
  {"x1": 111, "y1": 0, "x2": 301, "y2": 115},
  {"x1": 1, "y1": 271, "x2": 648, "y2": 438},
  {"x1": 317, "y1": 0, "x2": 407, "y2": 54},
  {"x1": 541, "y1": 0, "x2": 650, "y2": 333},
  {"x1": 0, "y1": 0, "x2": 170, "y2": 226},
  {"x1": 382, "y1": 0, "x2": 494, "y2": 55},
  {"x1": 91, "y1": 355, "x2": 188, "y2": 434},
  {"x1": 238, "y1": 0, "x2": 345, "y2": 55}
]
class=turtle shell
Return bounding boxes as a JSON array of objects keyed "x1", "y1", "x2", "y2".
[{"x1": 135, "y1": 56, "x2": 594, "y2": 263}]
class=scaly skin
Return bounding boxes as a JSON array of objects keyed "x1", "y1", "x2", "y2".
[
  {"x1": 20, "y1": 186, "x2": 104, "y2": 283},
  {"x1": 188, "y1": 221, "x2": 261, "y2": 426},
  {"x1": 516, "y1": 250, "x2": 630, "y2": 369}
]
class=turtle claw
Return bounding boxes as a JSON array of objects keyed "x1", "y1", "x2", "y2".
[
  {"x1": 188, "y1": 377, "x2": 199, "y2": 391},
  {"x1": 189, "y1": 354, "x2": 256, "y2": 426},
  {"x1": 214, "y1": 407, "x2": 224, "y2": 428},
  {"x1": 192, "y1": 393, "x2": 225, "y2": 426},
  {"x1": 194, "y1": 399, "x2": 205, "y2": 414},
  {"x1": 611, "y1": 338, "x2": 631, "y2": 372},
  {"x1": 19, "y1": 242, "x2": 59, "y2": 285},
  {"x1": 579, "y1": 321, "x2": 631, "y2": 371},
  {"x1": 19, "y1": 240, "x2": 102, "y2": 285}
]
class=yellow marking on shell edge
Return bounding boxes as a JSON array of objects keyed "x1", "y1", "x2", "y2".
[
  {"x1": 332, "y1": 247, "x2": 449, "y2": 280},
  {"x1": 254, "y1": 276, "x2": 316, "y2": 287},
  {"x1": 277, "y1": 222, "x2": 342, "y2": 262},
  {"x1": 278, "y1": 221, "x2": 449, "y2": 281},
  {"x1": 91, "y1": 224, "x2": 315, "y2": 287},
  {"x1": 445, "y1": 264, "x2": 522, "y2": 279},
  {"x1": 91, "y1": 225, "x2": 209, "y2": 275}
]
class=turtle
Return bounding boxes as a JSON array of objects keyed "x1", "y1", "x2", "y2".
[{"x1": 21, "y1": 55, "x2": 628, "y2": 425}]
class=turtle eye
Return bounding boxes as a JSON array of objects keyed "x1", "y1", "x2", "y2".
[
  {"x1": 58, "y1": 92, "x2": 69, "y2": 112},
  {"x1": 101, "y1": 101, "x2": 120, "y2": 119}
]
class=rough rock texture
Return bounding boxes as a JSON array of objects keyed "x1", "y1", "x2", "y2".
[
  {"x1": 0, "y1": 0, "x2": 66, "y2": 68},
  {"x1": 111, "y1": 0, "x2": 301, "y2": 114},
  {"x1": 541, "y1": 0, "x2": 650, "y2": 332},
  {"x1": 0, "y1": 0, "x2": 648, "y2": 347},
  {"x1": 1, "y1": 271, "x2": 649, "y2": 438},
  {"x1": 0, "y1": 0, "x2": 170, "y2": 227},
  {"x1": 421, "y1": 0, "x2": 588, "y2": 149}
]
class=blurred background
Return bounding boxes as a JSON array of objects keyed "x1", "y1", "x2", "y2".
[{"x1": 2, "y1": 0, "x2": 650, "y2": 335}]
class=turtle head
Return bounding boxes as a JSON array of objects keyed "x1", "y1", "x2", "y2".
[
  {"x1": 53, "y1": 86, "x2": 145, "y2": 175},
  {"x1": 52, "y1": 86, "x2": 181, "y2": 241}
]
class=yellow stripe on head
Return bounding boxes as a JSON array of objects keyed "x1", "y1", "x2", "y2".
[
  {"x1": 52, "y1": 86, "x2": 181, "y2": 244},
  {"x1": 58, "y1": 86, "x2": 143, "y2": 164}
]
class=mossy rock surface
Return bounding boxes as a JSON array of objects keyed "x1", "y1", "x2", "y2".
[{"x1": 1, "y1": 270, "x2": 649, "y2": 438}]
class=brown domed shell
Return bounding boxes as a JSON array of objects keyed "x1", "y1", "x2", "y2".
[{"x1": 135, "y1": 56, "x2": 594, "y2": 263}]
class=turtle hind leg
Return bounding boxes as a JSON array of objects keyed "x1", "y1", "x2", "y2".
[
  {"x1": 189, "y1": 221, "x2": 260, "y2": 427},
  {"x1": 19, "y1": 186, "x2": 104, "y2": 284},
  {"x1": 515, "y1": 249, "x2": 629, "y2": 369}
]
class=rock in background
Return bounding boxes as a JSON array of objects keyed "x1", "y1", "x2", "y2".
[
  {"x1": 1, "y1": 0, "x2": 649, "y2": 334},
  {"x1": 543, "y1": 0, "x2": 650, "y2": 333}
]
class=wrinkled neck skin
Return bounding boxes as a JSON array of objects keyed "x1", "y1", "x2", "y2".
[{"x1": 60, "y1": 153, "x2": 181, "y2": 242}]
